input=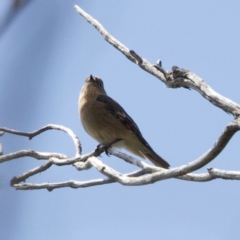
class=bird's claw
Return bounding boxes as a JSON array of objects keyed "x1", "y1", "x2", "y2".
[
  {"x1": 94, "y1": 138, "x2": 123, "y2": 157},
  {"x1": 96, "y1": 144, "x2": 110, "y2": 156},
  {"x1": 94, "y1": 144, "x2": 105, "y2": 157}
]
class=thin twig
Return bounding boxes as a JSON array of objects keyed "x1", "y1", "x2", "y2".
[
  {"x1": 74, "y1": 5, "x2": 167, "y2": 83},
  {"x1": 13, "y1": 168, "x2": 149, "y2": 191},
  {"x1": 0, "y1": 150, "x2": 68, "y2": 163}
]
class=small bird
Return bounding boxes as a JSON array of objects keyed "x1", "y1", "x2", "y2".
[{"x1": 79, "y1": 75, "x2": 170, "y2": 168}]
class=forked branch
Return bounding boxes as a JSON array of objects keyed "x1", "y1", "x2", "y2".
[
  {"x1": 0, "y1": 118, "x2": 239, "y2": 191},
  {"x1": 74, "y1": 5, "x2": 240, "y2": 117}
]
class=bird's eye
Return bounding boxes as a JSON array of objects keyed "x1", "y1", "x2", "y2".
[{"x1": 98, "y1": 80, "x2": 103, "y2": 87}]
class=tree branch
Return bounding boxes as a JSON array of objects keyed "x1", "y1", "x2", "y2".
[
  {"x1": 108, "y1": 120, "x2": 240, "y2": 184},
  {"x1": 14, "y1": 168, "x2": 148, "y2": 191},
  {"x1": 74, "y1": 5, "x2": 167, "y2": 83},
  {"x1": 74, "y1": 5, "x2": 240, "y2": 117},
  {"x1": 1, "y1": 117, "x2": 239, "y2": 190},
  {"x1": 208, "y1": 168, "x2": 240, "y2": 180},
  {"x1": 0, "y1": 124, "x2": 82, "y2": 157},
  {"x1": 0, "y1": 150, "x2": 67, "y2": 163},
  {"x1": 170, "y1": 67, "x2": 240, "y2": 116}
]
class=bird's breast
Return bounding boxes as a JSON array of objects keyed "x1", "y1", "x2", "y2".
[{"x1": 79, "y1": 96, "x2": 129, "y2": 147}]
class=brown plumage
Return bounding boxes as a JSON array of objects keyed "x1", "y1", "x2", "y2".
[{"x1": 78, "y1": 75, "x2": 170, "y2": 169}]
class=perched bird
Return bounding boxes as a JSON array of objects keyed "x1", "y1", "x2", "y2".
[{"x1": 79, "y1": 75, "x2": 170, "y2": 168}]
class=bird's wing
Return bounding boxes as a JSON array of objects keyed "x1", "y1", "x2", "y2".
[
  {"x1": 96, "y1": 95, "x2": 169, "y2": 168},
  {"x1": 96, "y1": 94, "x2": 142, "y2": 136}
]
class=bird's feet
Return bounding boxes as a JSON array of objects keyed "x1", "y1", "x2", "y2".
[{"x1": 94, "y1": 138, "x2": 123, "y2": 157}]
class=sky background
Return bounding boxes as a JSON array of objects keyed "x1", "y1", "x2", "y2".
[{"x1": 1, "y1": 1, "x2": 240, "y2": 239}]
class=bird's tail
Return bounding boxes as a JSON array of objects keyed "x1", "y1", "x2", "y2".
[
  {"x1": 144, "y1": 150, "x2": 170, "y2": 169},
  {"x1": 124, "y1": 136, "x2": 170, "y2": 169}
]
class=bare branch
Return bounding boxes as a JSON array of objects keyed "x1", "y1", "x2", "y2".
[
  {"x1": 3, "y1": 117, "x2": 239, "y2": 189},
  {"x1": 208, "y1": 168, "x2": 240, "y2": 180},
  {"x1": 74, "y1": 5, "x2": 240, "y2": 117},
  {"x1": 13, "y1": 168, "x2": 149, "y2": 191},
  {"x1": 170, "y1": 67, "x2": 240, "y2": 116},
  {"x1": 11, "y1": 161, "x2": 53, "y2": 186},
  {"x1": 13, "y1": 161, "x2": 240, "y2": 191},
  {"x1": 9, "y1": 153, "x2": 94, "y2": 186},
  {"x1": 0, "y1": 150, "x2": 67, "y2": 163},
  {"x1": 0, "y1": 124, "x2": 82, "y2": 156},
  {"x1": 108, "y1": 148, "x2": 231, "y2": 182},
  {"x1": 90, "y1": 120, "x2": 240, "y2": 186},
  {"x1": 7, "y1": 137, "x2": 120, "y2": 186},
  {"x1": 177, "y1": 173, "x2": 216, "y2": 182},
  {"x1": 108, "y1": 148, "x2": 155, "y2": 170},
  {"x1": 74, "y1": 5, "x2": 167, "y2": 83},
  {"x1": 14, "y1": 179, "x2": 114, "y2": 191}
]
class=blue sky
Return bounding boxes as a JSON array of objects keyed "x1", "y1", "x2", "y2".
[{"x1": 1, "y1": 1, "x2": 240, "y2": 239}]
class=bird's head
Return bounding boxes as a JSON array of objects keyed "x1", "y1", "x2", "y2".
[{"x1": 81, "y1": 75, "x2": 106, "y2": 96}]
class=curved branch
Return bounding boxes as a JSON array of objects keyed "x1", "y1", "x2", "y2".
[
  {"x1": 8, "y1": 140, "x2": 118, "y2": 186},
  {"x1": 13, "y1": 158, "x2": 240, "y2": 191},
  {"x1": 170, "y1": 67, "x2": 240, "y2": 116},
  {"x1": 74, "y1": 5, "x2": 167, "y2": 83},
  {"x1": 108, "y1": 149, "x2": 225, "y2": 182},
  {"x1": 11, "y1": 161, "x2": 53, "y2": 186},
  {"x1": 9, "y1": 154, "x2": 93, "y2": 186},
  {"x1": 74, "y1": 5, "x2": 240, "y2": 117},
  {"x1": 4, "y1": 118, "x2": 240, "y2": 189},
  {"x1": 93, "y1": 120, "x2": 240, "y2": 185},
  {"x1": 13, "y1": 168, "x2": 148, "y2": 191},
  {"x1": 0, "y1": 124, "x2": 82, "y2": 156}
]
